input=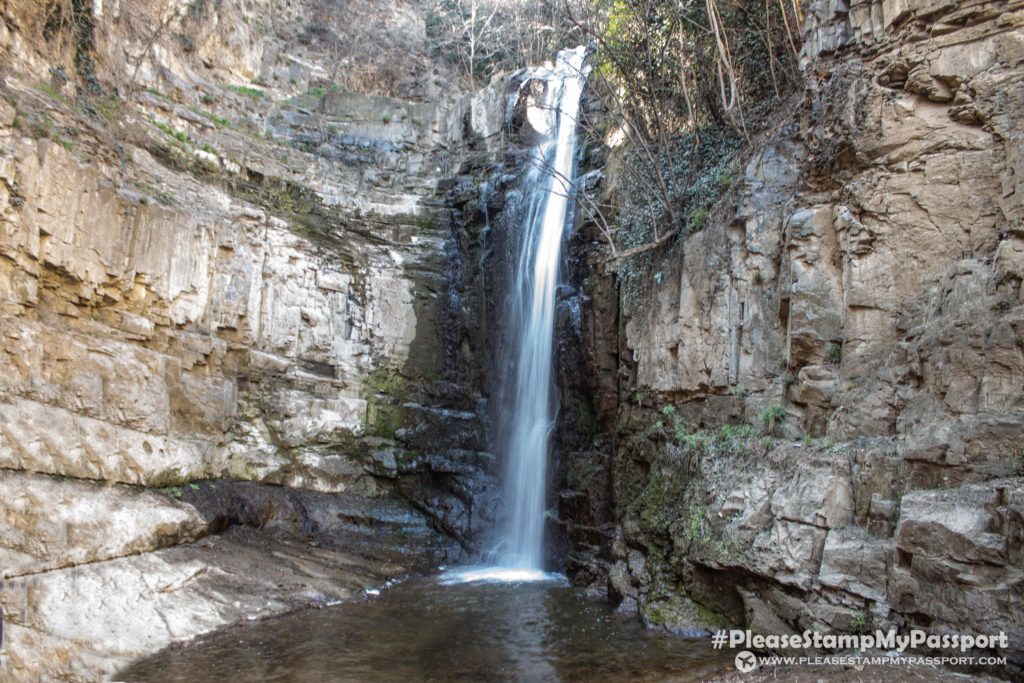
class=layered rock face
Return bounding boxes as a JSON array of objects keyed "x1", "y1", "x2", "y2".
[
  {"x1": 0, "y1": 1, "x2": 509, "y2": 679},
  {"x1": 562, "y1": 0, "x2": 1024, "y2": 674}
]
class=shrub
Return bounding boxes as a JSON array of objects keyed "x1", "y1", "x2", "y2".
[
  {"x1": 715, "y1": 167, "x2": 734, "y2": 190},
  {"x1": 690, "y1": 207, "x2": 710, "y2": 229},
  {"x1": 828, "y1": 342, "x2": 842, "y2": 364},
  {"x1": 759, "y1": 404, "x2": 785, "y2": 433}
]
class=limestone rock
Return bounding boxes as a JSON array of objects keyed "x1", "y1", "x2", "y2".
[{"x1": 0, "y1": 471, "x2": 206, "y2": 579}]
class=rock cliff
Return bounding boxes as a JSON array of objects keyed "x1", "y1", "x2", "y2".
[
  {"x1": 560, "y1": 0, "x2": 1024, "y2": 675},
  {"x1": 0, "y1": 0, "x2": 511, "y2": 679},
  {"x1": 1, "y1": 0, "x2": 1021, "y2": 680}
]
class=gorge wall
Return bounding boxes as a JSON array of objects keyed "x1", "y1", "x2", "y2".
[
  {"x1": 1, "y1": 0, "x2": 1022, "y2": 680},
  {"x1": 559, "y1": 0, "x2": 1024, "y2": 675},
  {"x1": 0, "y1": 0, "x2": 520, "y2": 679}
]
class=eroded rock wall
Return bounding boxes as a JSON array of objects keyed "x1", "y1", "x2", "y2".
[
  {"x1": 0, "y1": 1, "x2": 507, "y2": 679},
  {"x1": 564, "y1": 0, "x2": 1024, "y2": 674}
]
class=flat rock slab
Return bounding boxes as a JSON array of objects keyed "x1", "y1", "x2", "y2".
[
  {"x1": 0, "y1": 526, "x2": 414, "y2": 682},
  {"x1": 0, "y1": 471, "x2": 206, "y2": 580}
]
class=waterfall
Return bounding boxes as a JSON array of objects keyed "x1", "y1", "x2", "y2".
[
  {"x1": 500, "y1": 46, "x2": 588, "y2": 572},
  {"x1": 440, "y1": 46, "x2": 588, "y2": 585}
]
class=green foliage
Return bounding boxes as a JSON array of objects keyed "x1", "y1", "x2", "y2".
[
  {"x1": 661, "y1": 405, "x2": 676, "y2": 416},
  {"x1": 227, "y1": 85, "x2": 266, "y2": 100},
  {"x1": 678, "y1": 429, "x2": 712, "y2": 451},
  {"x1": 720, "y1": 423, "x2": 759, "y2": 441},
  {"x1": 306, "y1": 86, "x2": 327, "y2": 98},
  {"x1": 95, "y1": 94, "x2": 123, "y2": 124},
  {"x1": 992, "y1": 300, "x2": 1012, "y2": 312},
  {"x1": 30, "y1": 114, "x2": 55, "y2": 139},
  {"x1": 674, "y1": 423, "x2": 761, "y2": 456},
  {"x1": 686, "y1": 503, "x2": 706, "y2": 542},
  {"x1": 34, "y1": 81, "x2": 66, "y2": 101},
  {"x1": 155, "y1": 121, "x2": 189, "y2": 143},
  {"x1": 616, "y1": 126, "x2": 744, "y2": 303},
  {"x1": 715, "y1": 167, "x2": 734, "y2": 190},
  {"x1": 596, "y1": 0, "x2": 801, "y2": 301},
  {"x1": 673, "y1": 420, "x2": 689, "y2": 443},
  {"x1": 133, "y1": 181, "x2": 174, "y2": 205},
  {"x1": 828, "y1": 342, "x2": 842, "y2": 364},
  {"x1": 192, "y1": 107, "x2": 232, "y2": 128},
  {"x1": 759, "y1": 404, "x2": 785, "y2": 432},
  {"x1": 852, "y1": 609, "x2": 868, "y2": 635}
]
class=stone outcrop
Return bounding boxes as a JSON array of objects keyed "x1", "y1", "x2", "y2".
[
  {"x1": 562, "y1": 0, "x2": 1024, "y2": 676},
  {"x1": 0, "y1": 1, "x2": 511, "y2": 679}
]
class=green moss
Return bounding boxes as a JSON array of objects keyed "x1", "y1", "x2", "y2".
[
  {"x1": 568, "y1": 456, "x2": 603, "y2": 490},
  {"x1": 145, "y1": 139, "x2": 357, "y2": 258},
  {"x1": 643, "y1": 588, "x2": 732, "y2": 631},
  {"x1": 582, "y1": 396, "x2": 600, "y2": 439},
  {"x1": 366, "y1": 402, "x2": 407, "y2": 438},
  {"x1": 361, "y1": 368, "x2": 409, "y2": 400},
  {"x1": 685, "y1": 501, "x2": 706, "y2": 542},
  {"x1": 627, "y1": 462, "x2": 693, "y2": 553}
]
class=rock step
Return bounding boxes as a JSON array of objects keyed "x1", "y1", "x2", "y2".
[{"x1": 0, "y1": 470, "x2": 207, "y2": 580}]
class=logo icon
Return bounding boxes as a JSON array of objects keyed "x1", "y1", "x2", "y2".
[{"x1": 734, "y1": 650, "x2": 757, "y2": 673}]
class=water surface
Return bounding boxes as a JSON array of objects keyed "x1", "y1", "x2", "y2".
[{"x1": 120, "y1": 575, "x2": 731, "y2": 682}]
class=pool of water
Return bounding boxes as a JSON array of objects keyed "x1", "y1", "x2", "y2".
[{"x1": 119, "y1": 572, "x2": 732, "y2": 682}]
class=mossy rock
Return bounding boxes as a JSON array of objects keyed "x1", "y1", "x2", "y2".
[
  {"x1": 366, "y1": 402, "x2": 407, "y2": 438},
  {"x1": 642, "y1": 588, "x2": 732, "y2": 636}
]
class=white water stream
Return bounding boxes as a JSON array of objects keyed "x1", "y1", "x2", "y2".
[{"x1": 447, "y1": 46, "x2": 588, "y2": 583}]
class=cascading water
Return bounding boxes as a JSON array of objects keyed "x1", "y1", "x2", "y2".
[
  {"x1": 444, "y1": 46, "x2": 588, "y2": 584},
  {"x1": 501, "y1": 45, "x2": 588, "y2": 572}
]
